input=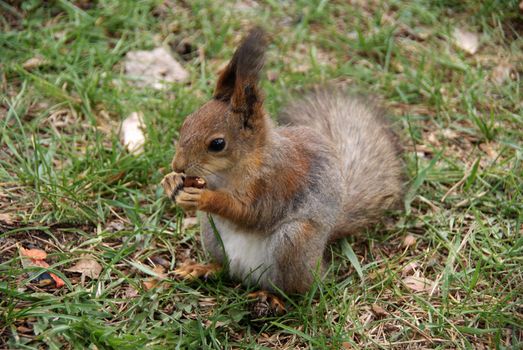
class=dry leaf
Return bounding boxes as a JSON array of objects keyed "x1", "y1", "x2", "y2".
[
  {"x1": 143, "y1": 265, "x2": 168, "y2": 290},
  {"x1": 124, "y1": 47, "x2": 188, "y2": 90},
  {"x1": 479, "y1": 142, "x2": 499, "y2": 160},
  {"x1": 66, "y1": 255, "x2": 102, "y2": 279},
  {"x1": 142, "y1": 279, "x2": 159, "y2": 290},
  {"x1": 401, "y1": 261, "x2": 420, "y2": 276},
  {"x1": 402, "y1": 234, "x2": 417, "y2": 248},
  {"x1": 267, "y1": 70, "x2": 279, "y2": 82},
  {"x1": 402, "y1": 275, "x2": 437, "y2": 293},
  {"x1": 150, "y1": 256, "x2": 170, "y2": 268},
  {"x1": 120, "y1": 112, "x2": 145, "y2": 155},
  {"x1": 371, "y1": 304, "x2": 388, "y2": 318},
  {"x1": 452, "y1": 28, "x2": 479, "y2": 55},
  {"x1": 16, "y1": 325, "x2": 33, "y2": 334},
  {"x1": 491, "y1": 63, "x2": 512, "y2": 86},
  {"x1": 17, "y1": 245, "x2": 65, "y2": 288},
  {"x1": 22, "y1": 56, "x2": 48, "y2": 70},
  {"x1": 0, "y1": 213, "x2": 15, "y2": 225},
  {"x1": 182, "y1": 216, "x2": 198, "y2": 230},
  {"x1": 123, "y1": 285, "x2": 139, "y2": 299},
  {"x1": 19, "y1": 246, "x2": 47, "y2": 260}
]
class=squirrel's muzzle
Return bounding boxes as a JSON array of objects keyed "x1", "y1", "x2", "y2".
[{"x1": 172, "y1": 153, "x2": 187, "y2": 173}]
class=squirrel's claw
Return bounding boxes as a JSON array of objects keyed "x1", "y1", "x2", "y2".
[
  {"x1": 174, "y1": 261, "x2": 221, "y2": 280},
  {"x1": 161, "y1": 172, "x2": 184, "y2": 201},
  {"x1": 248, "y1": 290, "x2": 286, "y2": 317}
]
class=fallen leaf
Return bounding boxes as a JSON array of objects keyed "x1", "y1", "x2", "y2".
[
  {"x1": 371, "y1": 304, "x2": 388, "y2": 318},
  {"x1": 0, "y1": 213, "x2": 14, "y2": 225},
  {"x1": 16, "y1": 325, "x2": 33, "y2": 334},
  {"x1": 120, "y1": 112, "x2": 145, "y2": 155},
  {"x1": 267, "y1": 70, "x2": 279, "y2": 82},
  {"x1": 402, "y1": 275, "x2": 438, "y2": 293},
  {"x1": 66, "y1": 255, "x2": 103, "y2": 279},
  {"x1": 452, "y1": 28, "x2": 479, "y2": 55},
  {"x1": 19, "y1": 246, "x2": 47, "y2": 260},
  {"x1": 124, "y1": 47, "x2": 188, "y2": 90},
  {"x1": 479, "y1": 142, "x2": 499, "y2": 160},
  {"x1": 123, "y1": 285, "x2": 139, "y2": 298},
  {"x1": 22, "y1": 56, "x2": 48, "y2": 70},
  {"x1": 143, "y1": 265, "x2": 168, "y2": 290},
  {"x1": 150, "y1": 256, "x2": 170, "y2": 268},
  {"x1": 18, "y1": 245, "x2": 65, "y2": 288},
  {"x1": 182, "y1": 216, "x2": 198, "y2": 230},
  {"x1": 142, "y1": 279, "x2": 158, "y2": 290},
  {"x1": 105, "y1": 220, "x2": 125, "y2": 232},
  {"x1": 402, "y1": 234, "x2": 417, "y2": 248},
  {"x1": 491, "y1": 63, "x2": 512, "y2": 86},
  {"x1": 441, "y1": 128, "x2": 459, "y2": 139},
  {"x1": 401, "y1": 261, "x2": 420, "y2": 276}
]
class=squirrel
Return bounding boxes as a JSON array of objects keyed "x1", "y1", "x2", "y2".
[{"x1": 161, "y1": 28, "x2": 404, "y2": 298}]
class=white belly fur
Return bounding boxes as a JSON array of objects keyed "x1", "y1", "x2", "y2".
[{"x1": 212, "y1": 216, "x2": 272, "y2": 286}]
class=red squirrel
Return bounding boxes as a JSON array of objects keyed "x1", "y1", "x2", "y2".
[{"x1": 161, "y1": 28, "x2": 404, "y2": 311}]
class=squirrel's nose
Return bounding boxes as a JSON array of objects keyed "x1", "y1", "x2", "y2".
[{"x1": 172, "y1": 154, "x2": 186, "y2": 173}]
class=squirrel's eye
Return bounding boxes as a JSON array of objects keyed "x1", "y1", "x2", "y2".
[{"x1": 208, "y1": 138, "x2": 226, "y2": 152}]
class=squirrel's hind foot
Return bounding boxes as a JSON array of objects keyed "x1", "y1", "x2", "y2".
[
  {"x1": 248, "y1": 290, "x2": 286, "y2": 318},
  {"x1": 174, "y1": 261, "x2": 221, "y2": 280}
]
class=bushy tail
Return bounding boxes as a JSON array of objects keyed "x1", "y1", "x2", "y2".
[{"x1": 279, "y1": 88, "x2": 404, "y2": 238}]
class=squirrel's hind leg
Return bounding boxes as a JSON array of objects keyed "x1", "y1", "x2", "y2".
[
  {"x1": 200, "y1": 214, "x2": 227, "y2": 264},
  {"x1": 269, "y1": 220, "x2": 328, "y2": 294}
]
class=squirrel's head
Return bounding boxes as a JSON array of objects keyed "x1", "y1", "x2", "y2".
[{"x1": 172, "y1": 28, "x2": 269, "y2": 185}]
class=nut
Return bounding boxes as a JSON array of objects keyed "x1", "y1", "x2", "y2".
[{"x1": 183, "y1": 176, "x2": 206, "y2": 188}]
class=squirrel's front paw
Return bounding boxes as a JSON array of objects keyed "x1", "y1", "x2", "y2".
[
  {"x1": 161, "y1": 172, "x2": 185, "y2": 201},
  {"x1": 175, "y1": 187, "x2": 203, "y2": 211}
]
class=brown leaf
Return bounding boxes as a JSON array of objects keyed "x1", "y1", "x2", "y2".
[
  {"x1": 22, "y1": 56, "x2": 48, "y2": 70},
  {"x1": 479, "y1": 142, "x2": 499, "y2": 160},
  {"x1": 19, "y1": 246, "x2": 47, "y2": 260},
  {"x1": 16, "y1": 325, "x2": 33, "y2": 334},
  {"x1": 267, "y1": 70, "x2": 279, "y2": 82},
  {"x1": 66, "y1": 255, "x2": 103, "y2": 279},
  {"x1": 401, "y1": 261, "x2": 420, "y2": 277},
  {"x1": 143, "y1": 265, "x2": 168, "y2": 290},
  {"x1": 0, "y1": 213, "x2": 14, "y2": 225},
  {"x1": 150, "y1": 256, "x2": 170, "y2": 268},
  {"x1": 402, "y1": 275, "x2": 438, "y2": 293},
  {"x1": 18, "y1": 245, "x2": 65, "y2": 288},
  {"x1": 143, "y1": 279, "x2": 159, "y2": 290},
  {"x1": 452, "y1": 28, "x2": 479, "y2": 55},
  {"x1": 402, "y1": 234, "x2": 417, "y2": 248},
  {"x1": 491, "y1": 63, "x2": 513, "y2": 86},
  {"x1": 123, "y1": 285, "x2": 139, "y2": 299},
  {"x1": 371, "y1": 304, "x2": 388, "y2": 318}
]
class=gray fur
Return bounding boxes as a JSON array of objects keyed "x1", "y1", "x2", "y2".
[{"x1": 279, "y1": 88, "x2": 404, "y2": 238}]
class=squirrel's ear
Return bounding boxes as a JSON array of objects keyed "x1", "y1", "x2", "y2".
[{"x1": 214, "y1": 27, "x2": 267, "y2": 129}]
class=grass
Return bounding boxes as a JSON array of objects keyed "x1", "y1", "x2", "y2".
[{"x1": 1, "y1": 0, "x2": 522, "y2": 348}]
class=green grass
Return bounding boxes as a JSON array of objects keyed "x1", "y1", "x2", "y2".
[{"x1": 1, "y1": 0, "x2": 522, "y2": 348}]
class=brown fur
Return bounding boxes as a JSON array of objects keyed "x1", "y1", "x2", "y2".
[{"x1": 163, "y1": 28, "x2": 405, "y2": 294}]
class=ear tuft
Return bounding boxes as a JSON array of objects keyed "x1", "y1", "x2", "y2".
[
  {"x1": 233, "y1": 27, "x2": 267, "y2": 86},
  {"x1": 214, "y1": 27, "x2": 268, "y2": 127}
]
